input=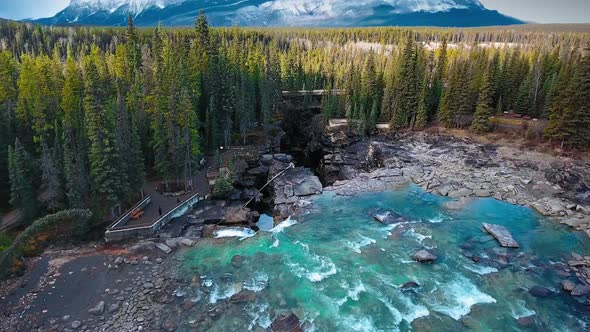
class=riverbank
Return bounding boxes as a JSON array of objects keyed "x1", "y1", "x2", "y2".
[
  {"x1": 1, "y1": 131, "x2": 589, "y2": 331},
  {"x1": 319, "y1": 131, "x2": 590, "y2": 238}
]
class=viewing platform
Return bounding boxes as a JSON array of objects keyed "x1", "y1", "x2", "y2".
[{"x1": 105, "y1": 163, "x2": 211, "y2": 242}]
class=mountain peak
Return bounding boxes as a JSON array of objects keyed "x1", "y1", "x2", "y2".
[
  {"x1": 35, "y1": 0, "x2": 522, "y2": 27},
  {"x1": 69, "y1": 0, "x2": 182, "y2": 15}
]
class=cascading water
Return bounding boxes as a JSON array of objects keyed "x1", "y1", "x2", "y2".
[{"x1": 178, "y1": 184, "x2": 590, "y2": 331}]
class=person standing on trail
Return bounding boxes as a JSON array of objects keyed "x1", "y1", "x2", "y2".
[{"x1": 158, "y1": 206, "x2": 162, "y2": 216}]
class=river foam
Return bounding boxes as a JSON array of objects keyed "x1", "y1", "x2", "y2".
[
  {"x1": 431, "y1": 276, "x2": 497, "y2": 320},
  {"x1": 213, "y1": 227, "x2": 256, "y2": 240}
]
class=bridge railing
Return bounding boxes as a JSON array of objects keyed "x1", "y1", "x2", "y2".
[
  {"x1": 106, "y1": 195, "x2": 152, "y2": 230},
  {"x1": 104, "y1": 194, "x2": 208, "y2": 242},
  {"x1": 281, "y1": 89, "x2": 344, "y2": 96}
]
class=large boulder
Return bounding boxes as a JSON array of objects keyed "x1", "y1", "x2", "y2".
[
  {"x1": 271, "y1": 313, "x2": 302, "y2": 332},
  {"x1": 272, "y1": 167, "x2": 322, "y2": 219},
  {"x1": 561, "y1": 280, "x2": 576, "y2": 292},
  {"x1": 482, "y1": 223, "x2": 519, "y2": 248},
  {"x1": 230, "y1": 290, "x2": 257, "y2": 303},
  {"x1": 273, "y1": 154, "x2": 294, "y2": 164},
  {"x1": 200, "y1": 205, "x2": 226, "y2": 224},
  {"x1": 248, "y1": 166, "x2": 270, "y2": 176},
  {"x1": 528, "y1": 286, "x2": 554, "y2": 298},
  {"x1": 412, "y1": 250, "x2": 437, "y2": 263},
  {"x1": 516, "y1": 315, "x2": 536, "y2": 328},
  {"x1": 88, "y1": 301, "x2": 105, "y2": 316},
  {"x1": 293, "y1": 177, "x2": 322, "y2": 197},
  {"x1": 401, "y1": 281, "x2": 420, "y2": 289},
  {"x1": 571, "y1": 284, "x2": 590, "y2": 296},
  {"x1": 223, "y1": 206, "x2": 251, "y2": 224},
  {"x1": 371, "y1": 209, "x2": 406, "y2": 225}
]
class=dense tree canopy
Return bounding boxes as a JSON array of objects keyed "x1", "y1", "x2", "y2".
[{"x1": 0, "y1": 16, "x2": 588, "y2": 223}]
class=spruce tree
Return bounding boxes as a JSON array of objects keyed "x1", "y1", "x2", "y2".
[
  {"x1": 415, "y1": 76, "x2": 429, "y2": 130},
  {"x1": 430, "y1": 38, "x2": 447, "y2": 116},
  {"x1": 83, "y1": 47, "x2": 124, "y2": 213},
  {"x1": 195, "y1": 10, "x2": 210, "y2": 51},
  {"x1": 574, "y1": 43, "x2": 590, "y2": 148},
  {"x1": 0, "y1": 51, "x2": 18, "y2": 208},
  {"x1": 545, "y1": 60, "x2": 576, "y2": 148},
  {"x1": 471, "y1": 73, "x2": 494, "y2": 134},
  {"x1": 8, "y1": 138, "x2": 37, "y2": 225},
  {"x1": 390, "y1": 37, "x2": 419, "y2": 130},
  {"x1": 62, "y1": 48, "x2": 89, "y2": 208}
]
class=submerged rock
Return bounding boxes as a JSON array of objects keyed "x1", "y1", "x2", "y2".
[
  {"x1": 229, "y1": 290, "x2": 257, "y2": 303},
  {"x1": 561, "y1": 280, "x2": 576, "y2": 292},
  {"x1": 371, "y1": 209, "x2": 406, "y2": 225},
  {"x1": 570, "y1": 284, "x2": 590, "y2": 296},
  {"x1": 412, "y1": 250, "x2": 437, "y2": 263},
  {"x1": 401, "y1": 281, "x2": 420, "y2": 289},
  {"x1": 271, "y1": 313, "x2": 302, "y2": 332},
  {"x1": 482, "y1": 223, "x2": 519, "y2": 248},
  {"x1": 88, "y1": 301, "x2": 105, "y2": 315},
  {"x1": 516, "y1": 315, "x2": 536, "y2": 328},
  {"x1": 528, "y1": 286, "x2": 554, "y2": 298},
  {"x1": 231, "y1": 255, "x2": 245, "y2": 268}
]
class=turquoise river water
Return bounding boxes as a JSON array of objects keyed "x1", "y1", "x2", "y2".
[{"x1": 180, "y1": 184, "x2": 590, "y2": 331}]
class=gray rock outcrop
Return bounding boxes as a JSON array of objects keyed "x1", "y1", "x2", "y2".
[
  {"x1": 412, "y1": 250, "x2": 437, "y2": 263},
  {"x1": 482, "y1": 223, "x2": 520, "y2": 248}
]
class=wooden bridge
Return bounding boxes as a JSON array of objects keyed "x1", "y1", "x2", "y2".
[{"x1": 281, "y1": 89, "x2": 344, "y2": 97}]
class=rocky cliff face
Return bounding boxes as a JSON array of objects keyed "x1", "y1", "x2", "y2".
[{"x1": 227, "y1": 151, "x2": 322, "y2": 221}]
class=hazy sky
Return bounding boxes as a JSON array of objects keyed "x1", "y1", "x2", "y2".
[
  {"x1": 479, "y1": 0, "x2": 590, "y2": 23},
  {"x1": 0, "y1": 0, "x2": 589, "y2": 23}
]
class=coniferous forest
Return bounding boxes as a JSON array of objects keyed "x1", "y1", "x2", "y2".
[{"x1": 0, "y1": 13, "x2": 589, "y2": 226}]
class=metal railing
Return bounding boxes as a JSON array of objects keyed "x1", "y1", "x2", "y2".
[
  {"x1": 106, "y1": 195, "x2": 152, "y2": 230},
  {"x1": 105, "y1": 194, "x2": 207, "y2": 242}
]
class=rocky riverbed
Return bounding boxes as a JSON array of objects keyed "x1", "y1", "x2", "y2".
[
  {"x1": 318, "y1": 131, "x2": 590, "y2": 238},
  {"x1": 1, "y1": 131, "x2": 590, "y2": 331}
]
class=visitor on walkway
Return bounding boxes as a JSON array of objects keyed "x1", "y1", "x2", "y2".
[{"x1": 158, "y1": 206, "x2": 162, "y2": 216}]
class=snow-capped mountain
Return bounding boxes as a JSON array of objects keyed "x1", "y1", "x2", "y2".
[
  {"x1": 68, "y1": 0, "x2": 184, "y2": 14},
  {"x1": 33, "y1": 0, "x2": 523, "y2": 27}
]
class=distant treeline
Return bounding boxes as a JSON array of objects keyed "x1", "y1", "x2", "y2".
[{"x1": 0, "y1": 15, "x2": 589, "y2": 225}]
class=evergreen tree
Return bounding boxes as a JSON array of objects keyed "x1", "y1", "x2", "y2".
[
  {"x1": 439, "y1": 59, "x2": 471, "y2": 128},
  {"x1": 83, "y1": 47, "x2": 124, "y2": 213},
  {"x1": 415, "y1": 76, "x2": 429, "y2": 129},
  {"x1": 360, "y1": 52, "x2": 379, "y2": 116},
  {"x1": 471, "y1": 72, "x2": 495, "y2": 134},
  {"x1": 575, "y1": 43, "x2": 590, "y2": 148},
  {"x1": 545, "y1": 59, "x2": 577, "y2": 148},
  {"x1": 389, "y1": 37, "x2": 420, "y2": 130},
  {"x1": 195, "y1": 10, "x2": 210, "y2": 51},
  {"x1": 40, "y1": 141, "x2": 64, "y2": 212},
  {"x1": 61, "y1": 48, "x2": 89, "y2": 208},
  {"x1": 0, "y1": 51, "x2": 18, "y2": 208},
  {"x1": 430, "y1": 38, "x2": 447, "y2": 116},
  {"x1": 8, "y1": 138, "x2": 37, "y2": 225}
]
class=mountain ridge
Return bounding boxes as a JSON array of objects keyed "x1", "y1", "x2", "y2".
[{"x1": 32, "y1": 0, "x2": 524, "y2": 27}]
